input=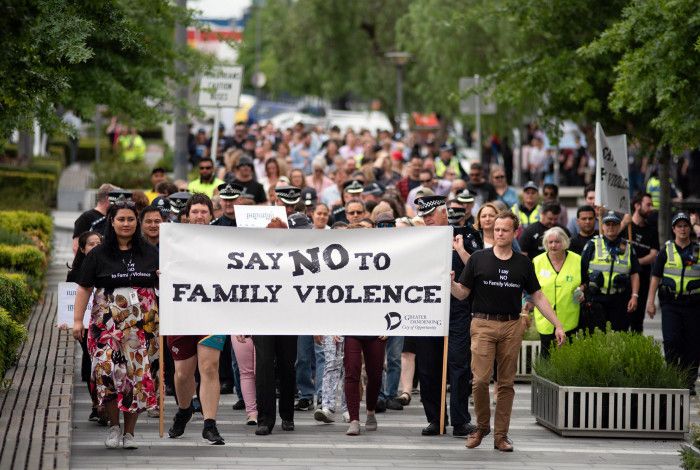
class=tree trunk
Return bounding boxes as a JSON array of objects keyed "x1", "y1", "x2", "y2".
[
  {"x1": 658, "y1": 145, "x2": 671, "y2": 244},
  {"x1": 173, "y1": 0, "x2": 189, "y2": 181},
  {"x1": 18, "y1": 130, "x2": 33, "y2": 162}
]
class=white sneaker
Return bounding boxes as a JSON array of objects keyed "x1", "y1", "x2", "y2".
[
  {"x1": 342, "y1": 411, "x2": 351, "y2": 423},
  {"x1": 122, "y1": 432, "x2": 138, "y2": 449},
  {"x1": 314, "y1": 407, "x2": 335, "y2": 423},
  {"x1": 105, "y1": 425, "x2": 121, "y2": 449},
  {"x1": 147, "y1": 408, "x2": 160, "y2": 418}
]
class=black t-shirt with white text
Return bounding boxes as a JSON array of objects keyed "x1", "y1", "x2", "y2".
[
  {"x1": 78, "y1": 243, "x2": 159, "y2": 289},
  {"x1": 459, "y1": 248, "x2": 540, "y2": 318}
]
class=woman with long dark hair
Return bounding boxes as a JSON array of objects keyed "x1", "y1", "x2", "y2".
[
  {"x1": 73, "y1": 200, "x2": 159, "y2": 449},
  {"x1": 67, "y1": 231, "x2": 103, "y2": 422}
]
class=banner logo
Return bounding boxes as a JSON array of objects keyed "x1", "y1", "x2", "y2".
[{"x1": 385, "y1": 312, "x2": 402, "y2": 331}]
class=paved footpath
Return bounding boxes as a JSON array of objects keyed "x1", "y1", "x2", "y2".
[{"x1": 43, "y1": 210, "x2": 695, "y2": 469}]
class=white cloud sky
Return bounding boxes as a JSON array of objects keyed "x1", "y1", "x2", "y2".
[{"x1": 189, "y1": 0, "x2": 252, "y2": 18}]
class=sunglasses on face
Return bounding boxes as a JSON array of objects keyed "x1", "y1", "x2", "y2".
[
  {"x1": 420, "y1": 179, "x2": 432, "y2": 184},
  {"x1": 377, "y1": 222, "x2": 396, "y2": 228},
  {"x1": 493, "y1": 175, "x2": 505, "y2": 179},
  {"x1": 199, "y1": 166, "x2": 213, "y2": 170},
  {"x1": 347, "y1": 210, "x2": 364, "y2": 216}
]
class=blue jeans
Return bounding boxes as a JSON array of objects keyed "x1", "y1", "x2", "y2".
[
  {"x1": 380, "y1": 336, "x2": 404, "y2": 400},
  {"x1": 296, "y1": 335, "x2": 325, "y2": 400}
]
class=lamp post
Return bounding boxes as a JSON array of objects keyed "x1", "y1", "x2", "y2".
[{"x1": 385, "y1": 52, "x2": 411, "y2": 132}]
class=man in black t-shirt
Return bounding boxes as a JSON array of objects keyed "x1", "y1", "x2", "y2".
[
  {"x1": 224, "y1": 156, "x2": 267, "y2": 204},
  {"x1": 518, "y1": 202, "x2": 569, "y2": 260},
  {"x1": 569, "y1": 205, "x2": 596, "y2": 254},
  {"x1": 452, "y1": 211, "x2": 564, "y2": 452},
  {"x1": 72, "y1": 183, "x2": 113, "y2": 254},
  {"x1": 629, "y1": 192, "x2": 659, "y2": 332}
]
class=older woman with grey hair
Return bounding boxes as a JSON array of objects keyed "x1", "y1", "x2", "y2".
[{"x1": 530, "y1": 226, "x2": 588, "y2": 357}]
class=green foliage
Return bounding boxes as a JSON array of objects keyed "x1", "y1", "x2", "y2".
[
  {"x1": 0, "y1": 270, "x2": 41, "y2": 299},
  {"x1": 0, "y1": 307, "x2": 27, "y2": 379},
  {"x1": 534, "y1": 327, "x2": 687, "y2": 389},
  {"x1": 0, "y1": 0, "x2": 211, "y2": 141},
  {"x1": 681, "y1": 447, "x2": 700, "y2": 470},
  {"x1": 92, "y1": 156, "x2": 151, "y2": 189},
  {"x1": 522, "y1": 321, "x2": 541, "y2": 341},
  {"x1": 0, "y1": 273, "x2": 35, "y2": 324},
  {"x1": 0, "y1": 244, "x2": 46, "y2": 278},
  {"x1": 0, "y1": 227, "x2": 33, "y2": 246},
  {"x1": 0, "y1": 211, "x2": 54, "y2": 252},
  {"x1": 0, "y1": 171, "x2": 56, "y2": 212}
]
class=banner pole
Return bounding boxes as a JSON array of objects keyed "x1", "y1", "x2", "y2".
[
  {"x1": 439, "y1": 335, "x2": 449, "y2": 435},
  {"x1": 158, "y1": 335, "x2": 165, "y2": 438}
]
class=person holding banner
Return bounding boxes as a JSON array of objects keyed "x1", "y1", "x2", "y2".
[
  {"x1": 451, "y1": 211, "x2": 565, "y2": 452},
  {"x1": 166, "y1": 194, "x2": 226, "y2": 445},
  {"x1": 72, "y1": 200, "x2": 159, "y2": 449},
  {"x1": 646, "y1": 212, "x2": 700, "y2": 394},
  {"x1": 414, "y1": 195, "x2": 476, "y2": 437},
  {"x1": 580, "y1": 211, "x2": 640, "y2": 332}
]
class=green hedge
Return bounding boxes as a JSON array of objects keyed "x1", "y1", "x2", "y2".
[
  {"x1": 0, "y1": 211, "x2": 53, "y2": 252},
  {"x1": 0, "y1": 307, "x2": 27, "y2": 378},
  {"x1": 0, "y1": 270, "x2": 41, "y2": 299},
  {"x1": 534, "y1": 327, "x2": 687, "y2": 389},
  {"x1": 92, "y1": 156, "x2": 151, "y2": 189},
  {"x1": 0, "y1": 244, "x2": 46, "y2": 278},
  {"x1": 0, "y1": 171, "x2": 57, "y2": 211},
  {"x1": 0, "y1": 274, "x2": 35, "y2": 324}
]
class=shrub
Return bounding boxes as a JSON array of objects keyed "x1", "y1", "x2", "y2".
[
  {"x1": 0, "y1": 227, "x2": 33, "y2": 246},
  {"x1": 0, "y1": 307, "x2": 27, "y2": 378},
  {"x1": 0, "y1": 171, "x2": 57, "y2": 211},
  {"x1": 0, "y1": 270, "x2": 41, "y2": 298},
  {"x1": 534, "y1": 327, "x2": 687, "y2": 389},
  {"x1": 92, "y1": 156, "x2": 151, "y2": 189},
  {"x1": 0, "y1": 244, "x2": 46, "y2": 278},
  {"x1": 0, "y1": 273, "x2": 35, "y2": 324},
  {"x1": 0, "y1": 211, "x2": 53, "y2": 252}
]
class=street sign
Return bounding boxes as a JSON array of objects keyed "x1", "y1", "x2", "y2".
[
  {"x1": 198, "y1": 65, "x2": 243, "y2": 108},
  {"x1": 459, "y1": 77, "x2": 497, "y2": 115}
]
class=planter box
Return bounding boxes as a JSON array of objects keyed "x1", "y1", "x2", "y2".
[
  {"x1": 516, "y1": 340, "x2": 541, "y2": 381},
  {"x1": 531, "y1": 375, "x2": 689, "y2": 439}
]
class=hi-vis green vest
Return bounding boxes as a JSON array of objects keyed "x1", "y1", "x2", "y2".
[
  {"x1": 588, "y1": 236, "x2": 632, "y2": 295},
  {"x1": 435, "y1": 158, "x2": 461, "y2": 179},
  {"x1": 533, "y1": 251, "x2": 581, "y2": 334},
  {"x1": 662, "y1": 241, "x2": 700, "y2": 297},
  {"x1": 646, "y1": 176, "x2": 661, "y2": 209},
  {"x1": 510, "y1": 203, "x2": 540, "y2": 228}
]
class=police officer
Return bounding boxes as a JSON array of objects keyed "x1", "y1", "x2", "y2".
[
  {"x1": 510, "y1": 181, "x2": 541, "y2": 229},
  {"x1": 211, "y1": 183, "x2": 242, "y2": 227},
  {"x1": 581, "y1": 211, "x2": 641, "y2": 332},
  {"x1": 646, "y1": 212, "x2": 700, "y2": 394},
  {"x1": 90, "y1": 189, "x2": 133, "y2": 234},
  {"x1": 448, "y1": 200, "x2": 483, "y2": 255},
  {"x1": 168, "y1": 191, "x2": 192, "y2": 223},
  {"x1": 330, "y1": 180, "x2": 364, "y2": 224},
  {"x1": 274, "y1": 186, "x2": 302, "y2": 217},
  {"x1": 435, "y1": 143, "x2": 463, "y2": 179},
  {"x1": 414, "y1": 195, "x2": 476, "y2": 437},
  {"x1": 454, "y1": 189, "x2": 477, "y2": 227}
]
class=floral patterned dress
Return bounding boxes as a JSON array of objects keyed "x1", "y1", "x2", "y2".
[{"x1": 87, "y1": 286, "x2": 159, "y2": 413}]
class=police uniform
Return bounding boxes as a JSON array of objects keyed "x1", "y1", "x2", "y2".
[
  {"x1": 210, "y1": 183, "x2": 242, "y2": 227},
  {"x1": 413, "y1": 195, "x2": 474, "y2": 436},
  {"x1": 168, "y1": 191, "x2": 192, "y2": 223},
  {"x1": 449, "y1": 206, "x2": 484, "y2": 254},
  {"x1": 330, "y1": 180, "x2": 363, "y2": 224},
  {"x1": 90, "y1": 190, "x2": 133, "y2": 235},
  {"x1": 651, "y1": 212, "x2": 700, "y2": 391},
  {"x1": 581, "y1": 211, "x2": 640, "y2": 332},
  {"x1": 455, "y1": 189, "x2": 477, "y2": 228},
  {"x1": 510, "y1": 181, "x2": 541, "y2": 228},
  {"x1": 435, "y1": 144, "x2": 463, "y2": 179}
]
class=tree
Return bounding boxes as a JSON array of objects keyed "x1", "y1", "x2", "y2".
[{"x1": 0, "y1": 0, "x2": 210, "y2": 143}]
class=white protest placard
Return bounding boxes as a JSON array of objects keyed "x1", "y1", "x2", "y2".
[
  {"x1": 57, "y1": 282, "x2": 92, "y2": 328},
  {"x1": 198, "y1": 65, "x2": 243, "y2": 108},
  {"x1": 159, "y1": 224, "x2": 452, "y2": 336},
  {"x1": 595, "y1": 122, "x2": 630, "y2": 214},
  {"x1": 234, "y1": 205, "x2": 288, "y2": 228}
]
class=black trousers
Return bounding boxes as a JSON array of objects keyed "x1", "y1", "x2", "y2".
[
  {"x1": 596, "y1": 294, "x2": 630, "y2": 332},
  {"x1": 219, "y1": 336, "x2": 234, "y2": 384},
  {"x1": 661, "y1": 302, "x2": 700, "y2": 389},
  {"x1": 415, "y1": 313, "x2": 472, "y2": 427},
  {"x1": 630, "y1": 275, "x2": 651, "y2": 333},
  {"x1": 253, "y1": 335, "x2": 297, "y2": 429}
]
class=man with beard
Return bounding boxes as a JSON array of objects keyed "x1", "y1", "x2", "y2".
[
  {"x1": 188, "y1": 158, "x2": 224, "y2": 198},
  {"x1": 629, "y1": 192, "x2": 659, "y2": 332},
  {"x1": 225, "y1": 156, "x2": 267, "y2": 204}
]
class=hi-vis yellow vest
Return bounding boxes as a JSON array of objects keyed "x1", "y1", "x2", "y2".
[
  {"x1": 646, "y1": 176, "x2": 661, "y2": 209},
  {"x1": 588, "y1": 236, "x2": 631, "y2": 294},
  {"x1": 533, "y1": 251, "x2": 581, "y2": 334},
  {"x1": 511, "y1": 203, "x2": 540, "y2": 228},
  {"x1": 435, "y1": 158, "x2": 461, "y2": 179},
  {"x1": 662, "y1": 241, "x2": 700, "y2": 297}
]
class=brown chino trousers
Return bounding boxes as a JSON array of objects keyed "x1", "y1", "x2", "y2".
[{"x1": 470, "y1": 317, "x2": 524, "y2": 439}]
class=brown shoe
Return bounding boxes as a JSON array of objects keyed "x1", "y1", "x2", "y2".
[
  {"x1": 494, "y1": 435, "x2": 514, "y2": 452},
  {"x1": 465, "y1": 428, "x2": 489, "y2": 449}
]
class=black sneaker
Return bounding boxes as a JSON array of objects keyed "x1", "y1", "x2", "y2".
[
  {"x1": 385, "y1": 398, "x2": 404, "y2": 410},
  {"x1": 232, "y1": 399, "x2": 246, "y2": 411},
  {"x1": 294, "y1": 398, "x2": 312, "y2": 411},
  {"x1": 452, "y1": 423, "x2": 477, "y2": 438},
  {"x1": 202, "y1": 425, "x2": 225, "y2": 445},
  {"x1": 255, "y1": 424, "x2": 271, "y2": 436},
  {"x1": 281, "y1": 420, "x2": 295, "y2": 431},
  {"x1": 168, "y1": 406, "x2": 193, "y2": 438},
  {"x1": 89, "y1": 408, "x2": 99, "y2": 422},
  {"x1": 375, "y1": 398, "x2": 387, "y2": 413},
  {"x1": 220, "y1": 381, "x2": 234, "y2": 395}
]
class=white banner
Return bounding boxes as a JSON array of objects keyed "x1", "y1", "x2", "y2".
[
  {"x1": 595, "y1": 122, "x2": 630, "y2": 214},
  {"x1": 57, "y1": 282, "x2": 92, "y2": 328},
  {"x1": 159, "y1": 224, "x2": 452, "y2": 336},
  {"x1": 234, "y1": 205, "x2": 288, "y2": 228}
]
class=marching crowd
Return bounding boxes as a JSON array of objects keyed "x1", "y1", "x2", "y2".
[{"x1": 68, "y1": 121, "x2": 700, "y2": 452}]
